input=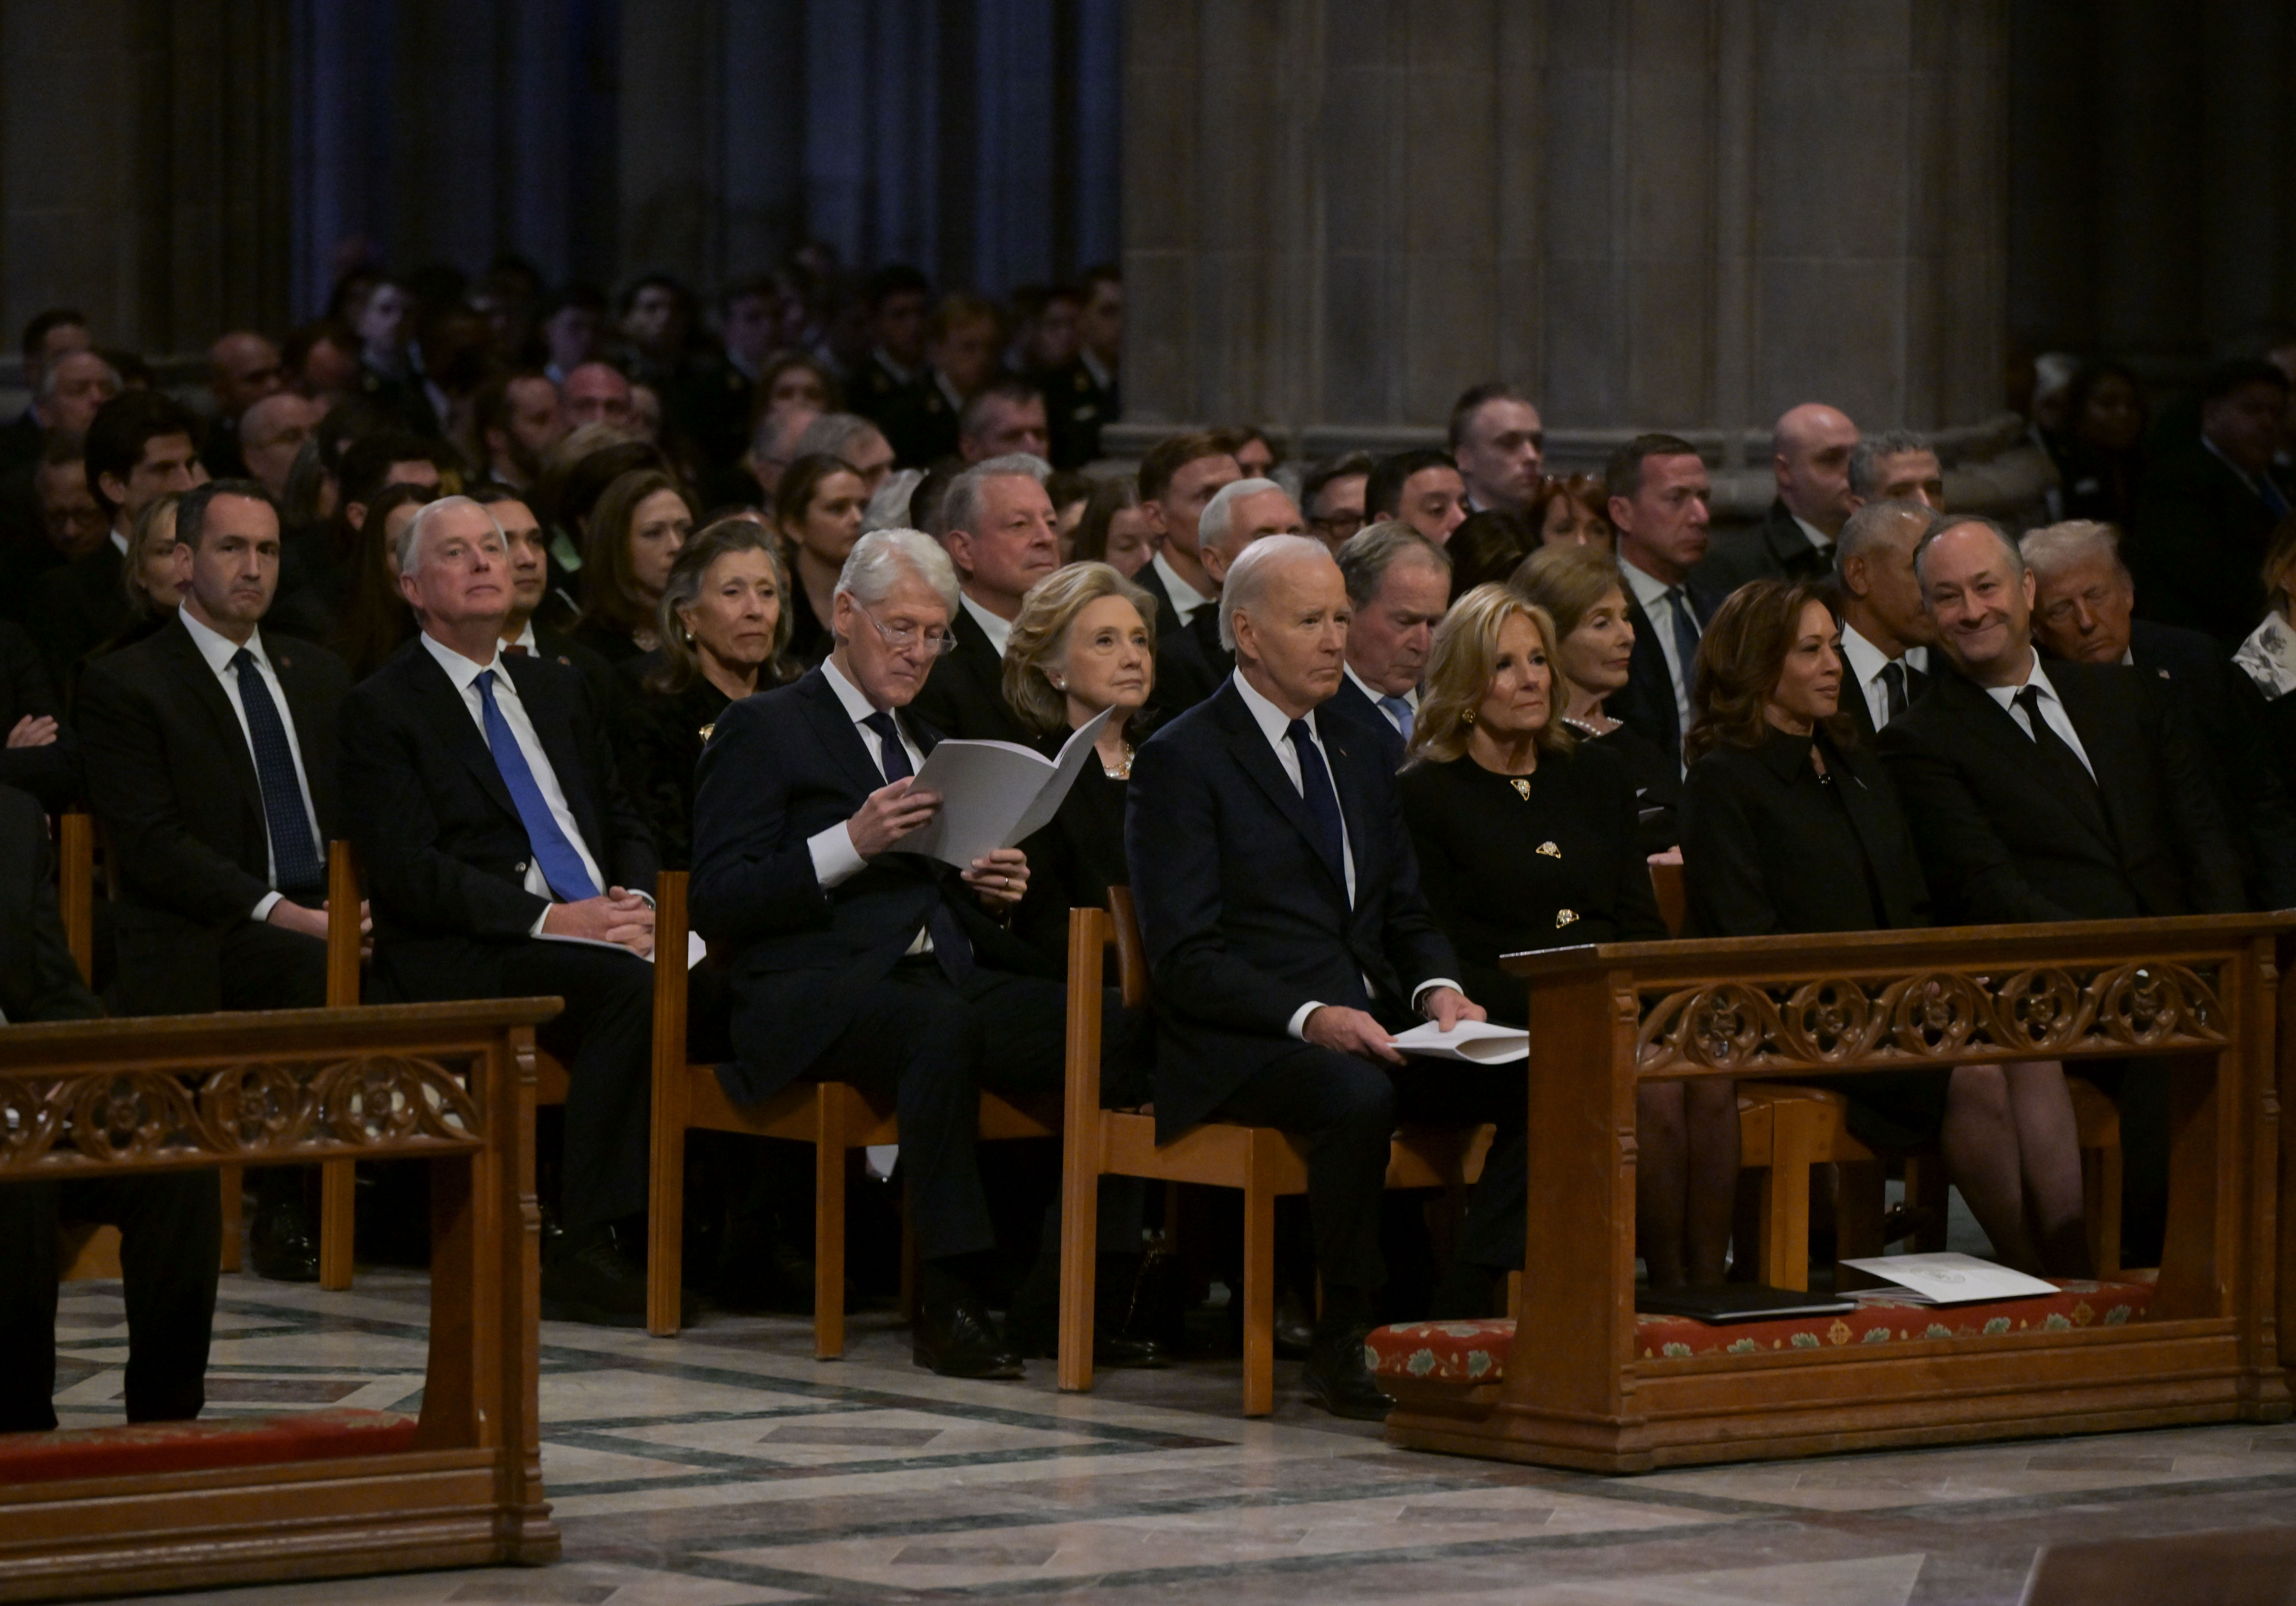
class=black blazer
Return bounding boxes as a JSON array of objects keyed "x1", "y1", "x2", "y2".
[
  {"x1": 1837, "y1": 644, "x2": 1934, "y2": 746},
  {"x1": 0, "y1": 617, "x2": 79, "y2": 811},
  {"x1": 688, "y1": 667, "x2": 1047, "y2": 1104},
  {"x1": 905, "y1": 602, "x2": 1032, "y2": 744},
  {"x1": 29, "y1": 539, "x2": 129, "y2": 683},
  {"x1": 1132, "y1": 561, "x2": 1222, "y2": 716},
  {"x1": 339, "y1": 638, "x2": 657, "y2": 999},
  {"x1": 0, "y1": 785, "x2": 100, "y2": 1024},
  {"x1": 1322, "y1": 671, "x2": 1408, "y2": 773},
  {"x1": 1011, "y1": 748, "x2": 1130, "y2": 966},
  {"x1": 1400, "y1": 745, "x2": 1668, "y2": 1026},
  {"x1": 1123, "y1": 681, "x2": 1459, "y2": 1136},
  {"x1": 620, "y1": 673, "x2": 733, "y2": 873},
  {"x1": 1681, "y1": 725, "x2": 1928, "y2": 937},
  {"x1": 1878, "y1": 657, "x2": 2245, "y2": 923},
  {"x1": 1692, "y1": 498, "x2": 1834, "y2": 592},
  {"x1": 2130, "y1": 442, "x2": 2282, "y2": 648},
  {"x1": 1614, "y1": 577, "x2": 1716, "y2": 762}
]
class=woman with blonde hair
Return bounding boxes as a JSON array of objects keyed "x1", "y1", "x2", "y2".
[{"x1": 1399, "y1": 583, "x2": 1674, "y2": 1305}]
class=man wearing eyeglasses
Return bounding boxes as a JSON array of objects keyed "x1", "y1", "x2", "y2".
[{"x1": 691, "y1": 527, "x2": 1101, "y2": 1382}]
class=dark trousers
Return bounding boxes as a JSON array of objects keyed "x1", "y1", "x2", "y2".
[
  {"x1": 1210, "y1": 1047, "x2": 1528, "y2": 1292},
  {"x1": 0, "y1": 1172, "x2": 222, "y2": 1432},
  {"x1": 803, "y1": 960, "x2": 1069, "y2": 1262},
  {"x1": 218, "y1": 917, "x2": 328, "y2": 1011}
]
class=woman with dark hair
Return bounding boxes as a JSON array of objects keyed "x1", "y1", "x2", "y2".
[
  {"x1": 773, "y1": 452, "x2": 870, "y2": 667},
  {"x1": 1068, "y1": 476, "x2": 1154, "y2": 578},
  {"x1": 757, "y1": 350, "x2": 841, "y2": 416},
  {"x1": 1444, "y1": 509, "x2": 1537, "y2": 598},
  {"x1": 1047, "y1": 469, "x2": 1094, "y2": 561},
  {"x1": 574, "y1": 468, "x2": 694, "y2": 663},
  {"x1": 2056, "y1": 361, "x2": 2149, "y2": 529},
  {"x1": 1681, "y1": 579, "x2": 2087, "y2": 1276},
  {"x1": 1525, "y1": 472, "x2": 1614, "y2": 552},
  {"x1": 1399, "y1": 583, "x2": 1674, "y2": 1301},
  {"x1": 334, "y1": 481, "x2": 438, "y2": 679},
  {"x1": 622, "y1": 518, "x2": 795, "y2": 869}
]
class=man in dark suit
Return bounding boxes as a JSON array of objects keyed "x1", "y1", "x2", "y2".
[
  {"x1": 689, "y1": 528, "x2": 1075, "y2": 1380},
  {"x1": 907, "y1": 455, "x2": 1060, "y2": 743},
  {"x1": 33, "y1": 392, "x2": 209, "y2": 678},
  {"x1": 1131, "y1": 432, "x2": 1241, "y2": 715},
  {"x1": 0, "y1": 784, "x2": 221, "y2": 1434},
  {"x1": 1125, "y1": 535, "x2": 1505, "y2": 1419},
  {"x1": 79, "y1": 480, "x2": 349, "y2": 1281},
  {"x1": 1695, "y1": 403, "x2": 1859, "y2": 591},
  {"x1": 0, "y1": 310, "x2": 91, "y2": 477},
  {"x1": 1043, "y1": 265, "x2": 1120, "y2": 470},
  {"x1": 1331, "y1": 523, "x2": 1450, "y2": 766},
  {"x1": 201, "y1": 331, "x2": 285, "y2": 481},
  {"x1": 1833, "y1": 499, "x2": 1936, "y2": 743},
  {"x1": 0, "y1": 617, "x2": 79, "y2": 812},
  {"x1": 1167, "y1": 477, "x2": 1309, "y2": 699},
  {"x1": 1607, "y1": 434, "x2": 1720, "y2": 762},
  {"x1": 476, "y1": 484, "x2": 632, "y2": 729},
  {"x1": 2129, "y1": 360, "x2": 2293, "y2": 647},
  {"x1": 340, "y1": 496, "x2": 661, "y2": 1327},
  {"x1": 842, "y1": 265, "x2": 934, "y2": 433}
]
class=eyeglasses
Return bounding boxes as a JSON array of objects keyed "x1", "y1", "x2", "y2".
[{"x1": 859, "y1": 604, "x2": 957, "y2": 655}]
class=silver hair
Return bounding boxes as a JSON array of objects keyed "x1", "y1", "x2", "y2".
[
  {"x1": 1196, "y1": 477, "x2": 1283, "y2": 559},
  {"x1": 2019, "y1": 520, "x2": 2128, "y2": 582},
  {"x1": 1219, "y1": 533, "x2": 1336, "y2": 653},
  {"x1": 940, "y1": 453, "x2": 1051, "y2": 539},
  {"x1": 1847, "y1": 429, "x2": 1938, "y2": 499},
  {"x1": 1911, "y1": 512, "x2": 2024, "y2": 589},
  {"x1": 398, "y1": 494, "x2": 505, "y2": 577},
  {"x1": 834, "y1": 526, "x2": 961, "y2": 618},
  {"x1": 1334, "y1": 519, "x2": 1450, "y2": 608},
  {"x1": 37, "y1": 350, "x2": 118, "y2": 403},
  {"x1": 793, "y1": 412, "x2": 889, "y2": 463},
  {"x1": 1833, "y1": 497, "x2": 1934, "y2": 575}
]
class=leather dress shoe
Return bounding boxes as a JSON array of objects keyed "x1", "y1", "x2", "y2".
[
  {"x1": 542, "y1": 1224, "x2": 649, "y2": 1328},
  {"x1": 1009, "y1": 1326, "x2": 1172, "y2": 1369},
  {"x1": 913, "y1": 1292, "x2": 1024, "y2": 1380},
  {"x1": 1273, "y1": 1290, "x2": 1317, "y2": 1360},
  {"x1": 250, "y1": 1193, "x2": 319, "y2": 1283},
  {"x1": 1302, "y1": 1328, "x2": 1393, "y2": 1421}
]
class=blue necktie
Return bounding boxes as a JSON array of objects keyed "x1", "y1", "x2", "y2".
[
  {"x1": 1663, "y1": 587, "x2": 1703, "y2": 692},
  {"x1": 862, "y1": 710, "x2": 976, "y2": 982},
  {"x1": 474, "y1": 668, "x2": 599, "y2": 903},
  {"x1": 229, "y1": 648, "x2": 323, "y2": 895},
  {"x1": 1377, "y1": 695, "x2": 1414, "y2": 742},
  {"x1": 1286, "y1": 718, "x2": 1349, "y2": 897}
]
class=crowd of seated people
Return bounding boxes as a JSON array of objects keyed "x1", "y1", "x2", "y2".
[{"x1": 3, "y1": 262, "x2": 2295, "y2": 1433}]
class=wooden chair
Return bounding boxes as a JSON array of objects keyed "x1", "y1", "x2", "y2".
[
  {"x1": 1056, "y1": 889, "x2": 1493, "y2": 1417},
  {"x1": 642, "y1": 870, "x2": 1058, "y2": 1352}
]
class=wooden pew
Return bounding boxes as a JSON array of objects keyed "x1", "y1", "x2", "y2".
[
  {"x1": 1380, "y1": 911, "x2": 2294, "y2": 1471},
  {"x1": 0, "y1": 999, "x2": 561, "y2": 1601}
]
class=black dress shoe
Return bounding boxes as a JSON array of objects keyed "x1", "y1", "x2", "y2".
[
  {"x1": 1008, "y1": 1326, "x2": 1173, "y2": 1369},
  {"x1": 542, "y1": 1224, "x2": 649, "y2": 1327},
  {"x1": 249, "y1": 1192, "x2": 320, "y2": 1283},
  {"x1": 913, "y1": 1291, "x2": 1024, "y2": 1380},
  {"x1": 1273, "y1": 1289, "x2": 1317, "y2": 1360},
  {"x1": 1302, "y1": 1336, "x2": 1394, "y2": 1422}
]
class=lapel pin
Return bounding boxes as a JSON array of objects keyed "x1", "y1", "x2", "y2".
[{"x1": 1536, "y1": 839, "x2": 1561, "y2": 857}]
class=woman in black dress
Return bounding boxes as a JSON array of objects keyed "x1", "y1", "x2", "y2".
[
  {"x1": 1398, "y1": 585, "x2": 1679, "y2": 1297},
  {"x1": 1681, "y1": 580, "x2": 2086, "y2": 1275},
  {"x1": 573, "y1": 468, "x2": 695, "y2": 665},
  {"x1": 774, "y1": 453, "x2": 870, "y2": 668},
  {"x1": 1512, "y1": 543, "x2": 1679, "y2": 856}
]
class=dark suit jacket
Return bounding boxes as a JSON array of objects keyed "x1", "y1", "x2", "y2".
[
  {"x1": 1123, "y1": 681, "x2": 1460, "y2": 1136},
  {"x1": 905, "y1": 603, "x2": 1031, "y2": 744},
  {"x1": 0, "y1": 411, "x2": 45, "y2": 478},
  {"x1": 0, "y1": 784, "x2": 100, "y2": 1023},
  {"x1": 0, "y1": 618, "x2": 79, "y2": 811},
  {"x1": 29, "y1": 538, "x2": 129, "y2": 683},
  {"x1": 339, "y1": 638, "x2": 657, "y2": 1000},
  {"x1": 1838, "y1": 647, "x2": 1933, "y2": 746},
  {"x1": 1877, "y1": 656, "x2": 2245, "y2": 923},
  {"x1": 1614, "y1": 577, "x2": 1717, "y2": 762},
  {"x1": 2130, "y1": 443, "x2": 2283, "y2": 648},
  {"x1": 1132, "y1": 561, "x2": 1221, "y2": 716},
  {"x1": 688, "y1": 667, "x2": 1047, "y2": 1104},
  {"x1": 78, "y1": 617, "x2": 348, "y2": 1008},
  {"x1": 1039, "y1": 357, "x2": 1117, "y2": 470},
  {"x1": 1693, "y1": 498, "x2": 1834, "y2": 593},
  {"x1": 1322, "y1": 671, "x2": 1408, "y2": 772},
  {"x1": 881, "y1": 376, "x2": 960, "y2": 468}
]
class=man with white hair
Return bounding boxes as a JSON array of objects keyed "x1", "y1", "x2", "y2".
[
  {"x1": 341, "y1": 495, "x2": 663, "y2": 1327},
  {"x1": 1161, "y1": 476, "x2": 1306, "y2": 701},
  {"x1": 690, "y1": 527, "x2": 1088, "y2": 1382},
  {"x1": 1126, "y1": 535, "x2": 1515, "y2": 1421},
  {"x1": 908, "y1": 454, "x2": 1061, "y2": 742},
  {"x1": 1696, "y1": 402, "x2": 1860, "y2": 589}
]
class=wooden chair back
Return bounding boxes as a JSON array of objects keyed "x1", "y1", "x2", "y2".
[
  {"x1": 56, "y1": 810, "x2": 94, "y2": 985},
  {"x1": 1649, "y1": 857, "x2": 1686, "y2": 938}
]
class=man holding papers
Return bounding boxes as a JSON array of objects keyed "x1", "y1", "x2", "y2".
[
  {"x1": 690, "y1": 527, "x2": 1080, "y2": 1381},
  {"x1": 1125, "y1": 535, "x2": 1521, "y2": 1421}
]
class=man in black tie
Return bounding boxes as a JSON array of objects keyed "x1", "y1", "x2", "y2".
[
  {"x1": 1131, "y1": 431, "x2": 1241, "y2": 713},
  {"x1": 690, "y1": 528, "x2": 1078, "y2": 1380},
  {"x1": 907, "y1": 454, "x2": 1060, "y2": 743},
  {"x1": 340, "y1": 496, "x2": 661, "y2": 1326},
  {"x1": 79, "y1": 480, "x2": 352, "y2": 1281},
  {"x1": 1607, "y1": 434, "x2": 1719, "y2": 762},
  {"x1": 1125, "y1": 535, "x2": 1505, "y2": 1419},
  {"x1": 1833, "y1": 498, "x2": 1936, "y2": 740}
]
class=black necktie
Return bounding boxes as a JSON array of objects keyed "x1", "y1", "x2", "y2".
[
  {"x1": 230, "y1": 648, "x2": 325, "y2": 896},
  {"x1": 1286, "y1": 718, "x2": 1349, "y2": 897},
  {"x1": 2013, "y1": 685, "x2": 2096, "y2": 794},
  {"x1": 1663, "y1": 587, "x2": 1702, "y2": 692},
  {"x1": 861, "y1": 710, "x2": 975, "y2": 982},
  {"x1": 1879, "y1": 660, "x2": 1908, "y2": 723}
]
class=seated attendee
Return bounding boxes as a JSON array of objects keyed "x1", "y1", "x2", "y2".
[
  {"x1": 1047, "y1": 468, "x2": 1093, "y2": 559},
  {"x1": 1514, "y1": 543, "x2": 1681, "y2": 855},
  {"x1": 238, "y1": 391, "x2": 326, "y2": 506},
  {"x1": 908, "y1": 454, "x2": 1060, "y2": 742},
  {"x1": 341, "y1": 496, "x2": 661, "y2": 1326},
  {"x1": 1125, "y1": 535, "x2": 1495, "y2": 1418},
  {"x1": 1846, "y1": 430, "x2": 1944, "y2": 511},
  {"x1": 1397, "y1": 585, "x2": 1658, "y2": 1302},
  {"x1": 956, "y1": 380, "x2": 1051, "y2": 464},
  {"x1": 574, "y1": 468, "x2": 694, "y2": 663},
  {"x1": 0, "y1": 615, "x2": 79, "y2": 813},
  {"x1": 1364, "y1": 448, "x2": 1468, "y2": 547},
  {"x1": 1000, "y1": 561, "x2": 1157, "y2": 965},
  {"x1": 1, "y1": 435, "x2": 109, "y2": 616},
  {"x1": 108, "y1": 491, "x2": 189, "y2": 650},
  {"x1": 77, "y1": 480, "x2": 349, "y2": 1282},
  {"x1": 1300, "y1": 451, "x2": 1373, "y2": 551},
  {"x1": 791, "y1": 412, "x2": 898, "y2": 504},
  {"x1": 1329, "y1": 522, "x2": 1451, "y2": 765},
  {"x1": 276, "y1": 427, "x2": 449, "y2": 638},
  {"x1": 0, "y1": 783, "x2": 220, "y2": 1434},
  {"x1": 1448, "y1": 384, "x2": 1544, "y2": 516},
  {"x1": 472, "y1": 483, "x2": 630, "y2": 731},
  {"x1": 1069, "y1": 475, "x2": 1154, "y2": 579},
  {"x1": 1526, "y1": 471, "x2": 1615, "y2": 552},
  {"x1": 1442, "y1": 509, "x2": 1537, "y2": 598},
  {"x1": 626, "y1": 519, "x2": 795, "y2": 869},
  {"x1": 1605, "y1": 434, "x2": 1718, "y2": 763},
  {"x1": 2130, "y1": 359, "x2": 2290, "y2": 646},
  {"x1": 2054, "y1": 362, "x2": 2147, "y2": 529},
  {"x1": 1696, "y1": 403, "x2": 1859, "y2": 589},
  {"x1": 1682, "y1": 579, "x2": 2085, "y2": 1275},
  {"x1": 1221, "y1": 425, "x2": 1279, "y2": 481},
  {"x1": 1132, "y1": 431, "x2": 1241, "y2": 677},
  {"x1": 688, "y1": 528, "x2": 1079, "y2": 1380},
  {"x1": 473, "y1": 370, "x2": 565, "y2": 494},
  {"x1": 883, "y1": 293, "x2": 1003, "y2": 467},
  {"x1": 1832, "y1": 498, "x2": 1936, "y2": 741},
  {"x1": 334, "y1": 480, "x2": 437, "y2": 679},
  {"x1": 775, "y1": 452, "x2": 870, "y2": 667},
  {"x1": 1162, "y1": 476, "x2": 1306, "y2": 702}
]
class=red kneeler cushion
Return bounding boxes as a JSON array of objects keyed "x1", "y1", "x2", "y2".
[
  {"x1": 1367, "y1": 1279, "x2": 2156, "y2": 1385},
  {"x1": 0, "y1": 1407, "x2": 420, "y2": 1484}
]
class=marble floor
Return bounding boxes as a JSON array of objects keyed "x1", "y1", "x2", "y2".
[{"x1": 51, "y1": 1271, "x2": 2296, "y2": 1606}]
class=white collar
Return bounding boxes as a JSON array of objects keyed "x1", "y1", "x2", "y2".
[
  {"x1": 1790, "y1": 512, "x2": 1834, "y2": 552},
  {"x1": 1344, "y1": 661, "x2": 1413, "y2": 710},
  {"x1": 507, "y1": 619, "x2": 539, "y2": 652},
  {"x1": 109, "y1": 526, "x2": 130, "y2": 558},
  {"x1": 1081, "y1": 348, "x2": 1114, "y2": 391},
  {"x1": 935, "y1": 370, "x2": 965, "y2": 413},
  {"x1": 1617, "y1": 555, "x2": 1678, "y2": 611},
  {"x1": 1231, "y1": 668, "x2": 1319, "y2": 746},
  {"x1": 179, "y1": 608, "x2": 266, "y2": 675},
  {"x1": 1979, "y1": 647, "x2": 2053, "y2": 713},
  {"x1": 419, "y1": 629, "x2": 507, "y2": 691},
  {"x1": 1838, "y1": 621, "x2": 1894, "y2": 686},
  {"x1": 2204, "y1": 435, "x2": 2264, "y2": 496},
  {"x1": 820, "y1": 654, "x2": 892, "y2": 724},
  {"x1": 959, "y1": 592, "x2": 1015, "y2": 657},
  {"x1": 1152, "y1": 547, "x2": 1213, "y2": 614}
]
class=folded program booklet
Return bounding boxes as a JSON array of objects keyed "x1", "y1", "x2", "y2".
[
  {"x1": 1389, "y1": 1019, "x2": 1531, "y2": 1064},
  {"x1": 1836, "y1": 1252, "x2": 2058, "y2": 1305},
  {"x1": 1634, "y1": 1284, "x2": 1856, "y2": 1323},
  {"x1": 903, "y1": 708, "x2": 1113, "y2": 868}
]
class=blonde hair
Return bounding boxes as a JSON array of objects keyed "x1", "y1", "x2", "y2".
[
  {"x1": 1001, "y1": 561, "x2": 1159, "y2": 736},
  {"x1": 1510, "y1": 542, "x2": 1625, "y2": 638},
  {"x1": 1410, "y1": 582, "x2": 1573, "y2": 764}
]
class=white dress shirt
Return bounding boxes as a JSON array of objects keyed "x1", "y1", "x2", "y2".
[
  {"x1": 1983, "y1": 650, "x2": 2095, "y2": 779},
  {"x1": 959, "y1": 592, "x2": 1015, "y2": 658},
  {"x1": 1838, "y1": 623, "x2": 1930, "y2": 731},
  {"x1": 1619, "y1": 556, "x2": 1698, "y2": 742},
  {"x1": 419, "y1": 633, "x2": 609, "y2": 929},
  {"x1": 1230, "y1": 672, "x2": 1458, "y2": 1038},
  {"x1": 179, "y1": 610, "x2": 325, "y2": 919},
  {"x1": 806, "y1": 658, "x2": 936, "y2": 955},
  {"x1": 1789, "y1": 512, "x2": 1833, "y2": 554},
  {"x1": 1152, "y1": 548, "x2": 1214, "y2": 628},
  {"x1": 1344, "y1": 663, "x2": 1416, "y2": 734}
]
